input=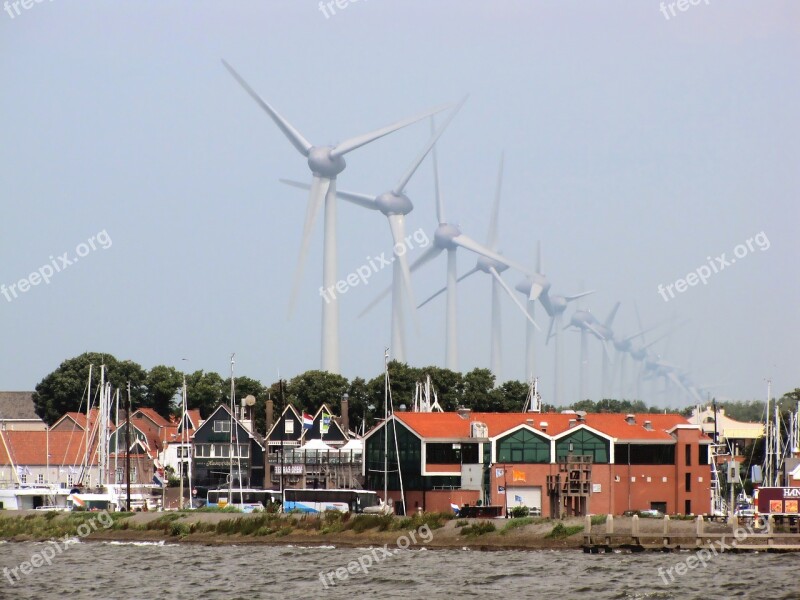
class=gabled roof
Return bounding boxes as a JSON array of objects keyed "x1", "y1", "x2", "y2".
[
  {"x1": 0, "y1": 392, "x2": 40, "y2": 421},
  {"x1": 0, "y1": 429, "x2": 98, "y2": 466},
  {"x1": 193, "y1": 404, "x2": 265, "y2": 448},
  {"x1": 392, "y1": 412, "x2": 702, "y2": 443},
  {"x1": 265, "y1": 404, "x2": 302, "y2": 441},
  {"x1": 132, "y1": 408, "x2": 171, "y2": 429}
]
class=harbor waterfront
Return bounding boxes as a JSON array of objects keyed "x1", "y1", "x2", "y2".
[{"x1": 0, "y1": 536, "x2": 798, "y2": 600}]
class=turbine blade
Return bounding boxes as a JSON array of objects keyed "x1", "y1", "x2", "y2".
[
  {"x1": 221, "y1": 60, "x2": 312, "y2": 157},
  {"x1": 359, "y1": 245, "x2": 442, "y2": 318},
  {"x1": 546, "y1": 315, "x2": 556, "y2": 344},
  {"x1": 529, "y1": 282, "x2": 544, "y2": 301},
  {"x1": 486, "y1": 152, "x2": 504, "y2": 250},
  {"x1": 387, "y1": 214, "x2": 419, "y2": 329},
  {"x1": 288, "y1": 176, "x2": 328, "y2": 317},
  {"x1": 280, "y1": 179, "x2": 379, "y2": 210},
  {"x1": 604, "y1": 301, "x2": 621, "y2": 328},
  {"x1": 451, "y1": 234, "x2": 529, "y2": 275},
  {"x1": 536, "y1": 240, "x2": 543, "y2": 275},
  {"x1": 392, "y1": 96, "x2": 467, "y2": 196},
  {"x1": 585, "y1": 321, "x2": 606, "y2": 340},
  {"x1": 332, "y1": 103, "x2": 451, "y2": 158},
  {"x1": 490, "y1": 267, "x2": 540, "y2": 330},
  {"x1": 418, "y1": 266, "x2": 479, "y2": 309},
  {"x1": 564, "y1": 290, "x2": 595, "y2": 302},
  {"x1": 430, "y1": 116, "x2": 445, "y2": 224}
]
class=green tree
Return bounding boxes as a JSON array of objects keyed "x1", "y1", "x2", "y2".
[
  {"x1": 145, "y1": 365, "x2": 184, "y2": 418},
  {"x1": 496, "y1": 380, "x2": 530, "y2": 412},
  {"x1": 286, "y1": 370, "x2": 349, "y2": 415},
  {"x1": 462, "y1": 368, "x2": 496, "y2": 411},
  {"x1": 185, "y1": 370, "x2": 226, "y2": 418},
  {"x1": 32, "y1": 352, "x2": 147, "y2": 425}
]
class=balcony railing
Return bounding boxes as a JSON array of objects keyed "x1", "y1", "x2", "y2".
[{"x1": 266, "y1": 450, "x2": 362, "y2": 466}]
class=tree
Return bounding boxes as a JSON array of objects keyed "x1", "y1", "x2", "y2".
[
  {"x1": 185, "y1": 370, "x2": 226, "y2": 418},
  {"x1": 145, "y1": 365, "x2": 184, "y2": 419},
  {"x1": 286, "y1": 370, "x2": 349, "y2": 415},
  {"x1": 32, "y1": 352, "x2": 147, "y2": 425},
  {"x1": 462, "y1": 368, "x2": 496, "y2": 411},
  {"x1": 496, "y1": 380, "x2": 530, "y2": 412}
]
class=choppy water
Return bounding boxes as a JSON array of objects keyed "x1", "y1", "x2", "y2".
[{"x1": 0, "y1": 540, "x2": 797, "y2": 599}]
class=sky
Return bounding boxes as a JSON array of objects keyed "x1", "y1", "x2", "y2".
[{"x1": 1, "y1": 0, "x2": 798, "y2": 409}]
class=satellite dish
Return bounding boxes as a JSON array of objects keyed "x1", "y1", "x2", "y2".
[{"x1": 244, "y1": 395, "x2": 256, "y2": 407}]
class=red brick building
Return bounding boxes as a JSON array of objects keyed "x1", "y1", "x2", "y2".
[{"x1": 363, "y1": 410, "x2": 712, "y2": 516}]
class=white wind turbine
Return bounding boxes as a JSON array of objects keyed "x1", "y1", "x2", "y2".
[
  {"x1": 361, "y1": 118, "x2": 531, "y2": 371},
  {"x1": 280, "y1": 98, "x2": 467, "y2": 362},
  {"x1": 416, "y1": 154, "x2": 539, "y2": 379},
  {"x1": 222, "y1": 60, "x2": 448, "y2": 373}
]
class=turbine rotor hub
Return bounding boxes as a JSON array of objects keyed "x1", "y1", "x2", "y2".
[
  {"x1": 375, "y1": 192, "x2": 413, "y2": 216},
  {"x1": 433, "y1": 223, "x2": 461, "y2": 249},
  {"x1": 307, "y1": 146, "x2": 346, "y2": 178},
  {"x1": 476, "y1": 255, "x2": 507, "y2": 273}
]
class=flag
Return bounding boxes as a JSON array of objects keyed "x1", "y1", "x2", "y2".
[
  {"x1": 302, "y1": 413, "x2": 313, "y2": 430},
  {"x1": 321, "y1": 412, "x2": 331, "y2": 435},
  {"x1": 514, "y1": 495, "x2": 523, "y2": 503},
  {"x1": 152, "y1": 473, "x2": 166, "y2": 487},
  {"x1": 16, "y1": 466, "x2": 31, "y2": 477},
  {"x1": 512, "y1": 469, "x2": 526, "y2": 482},
  {"x1": 450, "y1": 503, "x2": 460, "y2": 514}
]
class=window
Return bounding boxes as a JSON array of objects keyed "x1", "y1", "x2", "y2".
[
  {"x1": 20, "y1": 475, "x2": 27, "y2": 484},
  {"x1": 67, "y1": 475, "x2": 74, "y2": 487},
  {"x1": 685, "y1": 472, "x2": 691, "y2": 492},
  {"x1": 685, "y1": 499, "x2": 692, "y2": 515},
  {"x1": 131, "y1": 467, "x2": 137, "y2": 482},
  {"x1": 284, "y1": 420, "x2": 294, "y2": 434},
  {"x1": 427, "y1": 443, "x2": 479, "y2": 464},
  {"x1": 651, "y1": 501, "x2": 667, "y2": 513},
  {"x1": 214, "y1": 444, "x2": 230, "y2": 458},
  {"x1": 214, "y1": 420, "x2": 231, "y2": 433},
  {"x1": 699, "y1": 444, "x2": 709, "y2": 465},
  {"x1": 237, "y1": 444, "x2": 249, "y2": 458},
  {"x1": 556, "y1": 429, "x2": 609, "y2": 463},
  {"x1": 685, "y1": 444, "x2": 692, "y2": 466},
  {"x1": 195, "y1": 444, "x2": 210, "y2": 458},
  {"x1": 497, "y1": 429, "x2": 550, "y2": 463},
  {"x1": 615, "y1": 444, "x2": 675, "y2": 465},
  {"x1": 37, "y1": 474, "x2": 44, "y2": 484},
  {"x1": 116, "y1": 468, "x2": 123, "y2": 483}
]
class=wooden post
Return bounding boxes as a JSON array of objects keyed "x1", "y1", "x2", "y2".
[
  {"x1": 605, "y1": 514, "x2": 614, "y2": 545},
  {"x1": 768, "y1": 516, "x2": 775, "y2": 548},
  {"x1": 663, "y1": 514, "x2": 670, "y2": 547},
  {"x1": 695, "y1": 515, "x2": 704, "y2": 547},
  {"x1": 631, "y1": 514, "x2": 639, "y2": 544},
  {"x1": 584, "y1": 514, "x2": 592, "y2": 546}
]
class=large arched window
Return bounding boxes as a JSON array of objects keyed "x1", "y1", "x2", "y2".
[
  {"x1": 496, "y1": 428, "x2": 550, "y2": 463},
  {"x1": 555, "y1": 428, "x2": 609, "y2": 463}
]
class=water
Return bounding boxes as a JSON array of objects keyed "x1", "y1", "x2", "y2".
[{"x1": 0, "y1": 541, "x2": 797, "y2": 599}]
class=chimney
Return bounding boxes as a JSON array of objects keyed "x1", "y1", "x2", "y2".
[
  {"x1": 539, "y1": 421, "x2": 548, "y2": 433},
  {"x1": 625, "y1": 414, "x2": 636, "y2": 425},
  {"x1": 643, "y1": 420, "x2": 653, "y2": 431},
  {"x1": 569, "y1": 419, "x2": 577, "y2": 428},
  {"x1": 266, "y1": 399, "x2": 274, "y2": 435},
  {"x1": 576, "y1": 411, "x2": 586, "y2": 422},
  {"x1": 341, "y1": 394, "x2": 349, "y2": 434},
  {"x1": 457, "y1": 407, "x2": 471, "y2": 420}
]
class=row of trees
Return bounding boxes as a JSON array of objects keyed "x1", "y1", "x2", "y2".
[{"x1": 32, "y1": 352, "x2": 799, "y2": 437}]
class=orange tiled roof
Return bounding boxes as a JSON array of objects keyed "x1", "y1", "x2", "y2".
[
  {"x1": 393, "y1": 412, "x2": 700, "y2": 442},
  {"x1": 0, "y1": 429, "x2": 98, "y2": 466}
]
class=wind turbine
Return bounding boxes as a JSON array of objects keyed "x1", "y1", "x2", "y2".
[
  {"x1": 416, "y1": 154, "x2": 539, "y2": 378},
  {"x1": 280, "y1": 98, "x2": 467, "y2": 363},
  {"x1": 564, "y1": 305, "x2": 617, "y2": 401},
  {"x1": 513, "y1": 242, "x2": 551, "y2": 381},
  {"x1": 360, "y1": 118, "x2": 531, "y2": 371},
  {"x1": 222, "y1": 60, "x2": 448, "y2": 373},
  {"x1": 591, "y1": 302, "x2": 621, "y2": 399}
]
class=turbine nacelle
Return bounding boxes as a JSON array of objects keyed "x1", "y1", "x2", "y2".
[
  {"x1": 515, "y1": 273, "x2": 550, "y2": 298},
  {"x1": 476, "y1": 254, "x2": 508, "y2": 274},
  {"x1": 307, "y1": 146, "x2": 346, "y2": 178},
  {"x1": 433, "y1": 223, "x2": 462, "y2": 250},
  {"x1": 613, "y1": 336, "x2": 633, "y2": 352},
  {"x1": 375, "y1": 191, "x2": 413, "y2": 217},
  {"x1": 547, "y1": 295, "x2": 568, "y2": 315}
]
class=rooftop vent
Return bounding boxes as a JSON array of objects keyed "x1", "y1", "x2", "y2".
[
  {"x1": 576, "y1": 411, "x2": 587, "y2": 422},
  {"x1": 526, "y1": 419, "x2": 534, "y2": 425},
  {"x1": 539, "y1": 421, "x2": 548, "y2": 432},
  {"x1": 625, "y1": 414, "x2": 636, "y2": 425},
  {"x1": 643, "y1": 420, "x2": 653, "y2": 431},
  {"x1": 470, "y1": 421, "x2": 488, "y2": 438},
  {"x1": 457, "y1": 407, "x2": 471, "y2": 420},
  {"x1": 568, "y1": 419, "x2": 577, "y2": 428},
  {"x1": 561, "y1": 410, "x2": 576, "y2": 415}
]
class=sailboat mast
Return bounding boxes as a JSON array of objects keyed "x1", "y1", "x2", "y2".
[
  {"x1": 84, "y1": 364, "x2": 92, "y2": 486},
  {"x1": 126, "y1": 381, "x2": 131, "y2": 510},
  {"x1": 229, "y1": 354, "x2": 235, "y2": 502},
  {"x1": 180, "y1": 376, "x2": 187, "y2": 510},
  {"x1": 383, "y1": 350, "x2": 388, "y2": 509}
]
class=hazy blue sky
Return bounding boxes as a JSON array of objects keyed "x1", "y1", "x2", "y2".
[{"x1": 1, "y1": 1, "x2": 797, "y2": 407}]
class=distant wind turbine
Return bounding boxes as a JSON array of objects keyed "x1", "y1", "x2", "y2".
[{"x1": 222, "y1": 60, "x2": 448, "y2": 373}]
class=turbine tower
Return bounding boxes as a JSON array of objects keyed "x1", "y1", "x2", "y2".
[
  {"x1": 565, "y1": 309, "x2": 608, "y2": 401},
  {"x1": 361, "y1": 119, "x2": 530, "y2": 371},
  {"x1": 222, "y1": 60, "x2": 447, "y2": 373},
  {"x1": 514, "y1": 242, "x2": 551, "y2": 381},
  {"x1": 417, "y1": 154, "x2": 538, "y2": 378},
  {"x1": 280, "y1": 99, "x2": 466, "y2": 362}
]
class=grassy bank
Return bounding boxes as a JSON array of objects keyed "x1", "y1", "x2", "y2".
[{"x1": 0, "y1": 510, "x2": 588, "y2": 550}]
